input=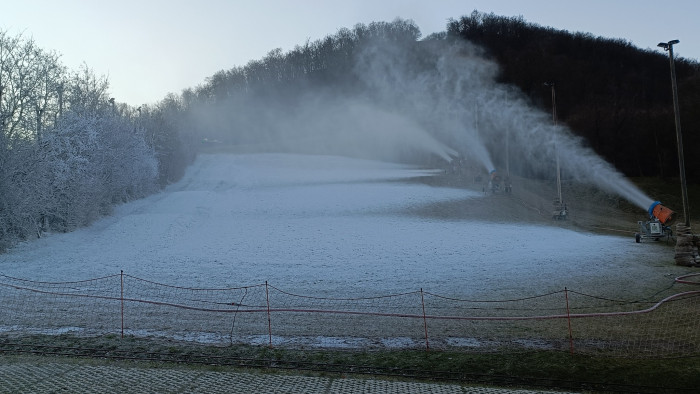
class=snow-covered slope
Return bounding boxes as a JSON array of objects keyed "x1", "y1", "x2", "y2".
[{"x1": 0, "y1": 153, "x2": 676, "y2": 298}]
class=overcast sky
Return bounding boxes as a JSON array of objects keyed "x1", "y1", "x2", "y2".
[{"x1": 4, "y1": 0, "x2": 698, "y2": 106}]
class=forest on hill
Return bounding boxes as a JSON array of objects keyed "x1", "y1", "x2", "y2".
[
  {"x1": 1, "y1": 10, "x2": 698, "y2": 250},
  {"x1": 178, "y1": 11, "x2": 699, "y2": 181},
  {"x1": 447, "y1": 11, "x2": 700, "y2": 181}
]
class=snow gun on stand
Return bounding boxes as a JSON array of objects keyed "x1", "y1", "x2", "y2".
[
  {"x1": 635, "y1": 201, "x2": 675, "y2": 243},
  {"x1": 483, "y1": 169, "x2": 512, "y2": 194}
]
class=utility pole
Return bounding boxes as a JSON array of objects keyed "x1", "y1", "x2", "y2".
[
  {"x1": 545, "y1": 82, "x2": 566, "y2": 219},
  {"x1": 58, "y1": 83, "x2": 64, "y2": 120},
  {"x1": 658, "y1": 40, "x2": 698, "y2": 267},
  {"x1": 504, "y1": 89, "x2": 510, "y2": 179},
  {"x1": 0, "y1": 85, "x2": 4, "y2": 129},
  {"x1": 658, "y1": 40, "x2": 690, "y2": 227}
]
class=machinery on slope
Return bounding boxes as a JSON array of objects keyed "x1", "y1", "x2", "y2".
[
  {"x1": 635, "y1": 201, "x2": 675, "y2": 243},
  {"x1": 483, "y1": 169, "x2": 512, "y2": 194}
]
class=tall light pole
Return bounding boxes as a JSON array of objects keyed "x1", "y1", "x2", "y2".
[
  {"x1": 545, "y1": 82, "x2": 565, "y2": 217},
  {"x1": 503, "y1": 88, "x2": 510, "y2": 179},
  {"x1": 658, "y1": 39, "x2": 690, "y2": 227},
  {"x1": 0, "y1": 85, "x2": 4, "y2": 129}
]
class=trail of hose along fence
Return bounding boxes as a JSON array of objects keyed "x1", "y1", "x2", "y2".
[
  {"x1": 1, "y1": 271, "x2": 697, "y2": 321},
  {"x1": 1, "y1": 270, "x2": 699, "y2": 360}
]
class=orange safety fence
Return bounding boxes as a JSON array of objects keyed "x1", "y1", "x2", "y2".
[{"x1": 1, "y1": 271, "x2": 698, "y2": 358}]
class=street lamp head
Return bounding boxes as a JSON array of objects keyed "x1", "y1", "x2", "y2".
[{"x1": 658, "y1": 40, "x2": 680, "y2": 50}]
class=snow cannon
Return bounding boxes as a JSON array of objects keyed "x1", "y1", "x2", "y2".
[
  {"x1": 484, "y1": 169, "x2": 509, "y2": 194},
  {"x1": 636, "y1": 202, "x2": 675, "y2": 243},
  {"x1": 648, "y1": 201, "x2": 675, "y2": 225}
]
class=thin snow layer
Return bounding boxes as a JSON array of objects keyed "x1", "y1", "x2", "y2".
[{"x1": 0, "y1": 153, "x2": 669, "y2": 297}]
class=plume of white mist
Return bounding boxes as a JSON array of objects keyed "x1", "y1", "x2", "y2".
[
  {"x1": 354, "y1": 39, "x2": 497, "y2": 171},
  {"x1": 477, "y1": 92, "x2": 655, "y2": 211},
  {"x1": 352, "y1": 37, "x2": 654, "y2": 210},
  {"x1": 278, "y1": 96, "x2": 459, "y2": 162},
  {"x1": 190, "y1": 33, "x2": 654, "y2": 212}
]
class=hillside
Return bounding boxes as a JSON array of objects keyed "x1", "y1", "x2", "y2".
[
  {"x1": 0, "y1": 153, "x2": 680, "y2": 298},
  {"x1": 3, "y1": 14, "x2": 699, "y2": 254},
  {"x1": 447, "y1": 11, "x2": 700, "y2": 182},
  {"x1": 185, "y1": 13, "x2": 700, "y2": 181},
  {"x1": 415, "y1": 167, "x2": 697, "y2": 241}
]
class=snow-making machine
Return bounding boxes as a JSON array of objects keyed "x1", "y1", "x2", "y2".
[
  {"x1": 483, "y1": 169, "x2": 512, "y2": 194},
  {"x1": 635, "y1": 201, "x2": 675, "y2": 243},
  {"x1": 552, "y1": 198, "x2": 568, "y2": 220}
]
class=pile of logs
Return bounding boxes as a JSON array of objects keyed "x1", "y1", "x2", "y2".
[{"x1": 674, "y1": 224, "x2": 699, "y2": 266}]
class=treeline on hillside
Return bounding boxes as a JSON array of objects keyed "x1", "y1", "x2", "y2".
[
  {"x1": 0, "y1": 31, "x2": 194, "y2": 251},
  {"x1": 171, "y1": 13, "x2": 699, "y2": 181},
  {"x1": 178, "y1": 19, "x2": 426, "y2": 152},
  {"x1": 159, "y1": 19, "x2": 517, "y2": 167},
  {"x1": 447, "y1": 11, "x2": 700, "y2": 180}
]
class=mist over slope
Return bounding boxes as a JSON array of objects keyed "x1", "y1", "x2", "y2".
[{"x1": 189, "y1": 27, "x2": 654, "y2": 210}]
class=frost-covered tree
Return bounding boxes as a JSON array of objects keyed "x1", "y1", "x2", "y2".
[
  {"x1": 0, "y1": 31, "x2": 64, "y2": 247},
  {"x1": 39, "y1": 111, "x2": 157, "y2": 231},
  {"x1": 0, "y1": 31, "x2": 160, "y2": 250},
  {"x1": 138, "y1": 94, "x2": 195, "y2": 187}
]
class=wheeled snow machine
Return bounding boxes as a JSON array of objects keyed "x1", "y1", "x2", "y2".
[
  {"x1": 552, "y1": 198, "x2": 568, "y2": 220},
  {"x1": 483, "y1": 169, "x2": 512, "y2": 194},
  {"x1": 635, "y1": 201, "x2": 674, "y2": 243}
]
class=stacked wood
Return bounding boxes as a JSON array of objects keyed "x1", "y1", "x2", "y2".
[{"x1": 674, "y1": 224, "x2": 699, "y2": 266}]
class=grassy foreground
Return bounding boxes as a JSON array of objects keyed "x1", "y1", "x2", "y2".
[{"x1": 1, "y1": 334, "x2": 698, "y2": 393}]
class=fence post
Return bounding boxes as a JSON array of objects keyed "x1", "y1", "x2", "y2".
[
  {"x1": 564, "y1": 287, "x2": 574, "y2": 354},
  {"x1": 421, "y1": 288, "x2": 430, "y2": 351},
  {"x1": 120, "y1": 270, "x2": 124, "y2": 339},
  {"x1": 265, "y1": 281, "x2": 272, "y2": 348}
]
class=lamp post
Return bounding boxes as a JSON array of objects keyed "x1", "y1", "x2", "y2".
[
  {"x1": 503, "y1": 88, "x2": 510, "y2": 179},
  {"x1": 0, "y1": 85, "x2": 4, "y2": 128},
  {"x1": 545, "y1": 82, "x2": 565, "y2": 218},
  {"x1": 658, "y1": 40, "x2": 690, "y2": 227}
]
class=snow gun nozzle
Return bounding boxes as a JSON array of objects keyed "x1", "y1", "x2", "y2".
[{"x1": 648, "y1": 201, "x2": 675, "y2": 225}]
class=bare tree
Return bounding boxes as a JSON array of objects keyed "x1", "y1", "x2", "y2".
[{"x1": 0, "y1": 31, "x2": 159, "y2": 250}]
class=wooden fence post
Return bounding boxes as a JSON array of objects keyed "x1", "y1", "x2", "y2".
[
  {"x1": 120, "y1": 270, "x2": 124, "y2": 339},
  {"x1": 421, "y1": 288, "x2": 430, "y2": 351},
  {"x1": 265, "y1": 281, "x2": 272, "y2": 348},
  {"x1": 565, "y1": 287, "x2": 574, "y2": 354}
]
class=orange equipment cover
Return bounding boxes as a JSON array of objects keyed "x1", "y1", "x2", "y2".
[{"x1": 652, "y1": 204, "x2": 675, "y2": 225}]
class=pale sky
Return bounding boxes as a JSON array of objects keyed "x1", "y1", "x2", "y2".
[{"x1": 4, "y1": 0, "x2": 698, "y2": 106}]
